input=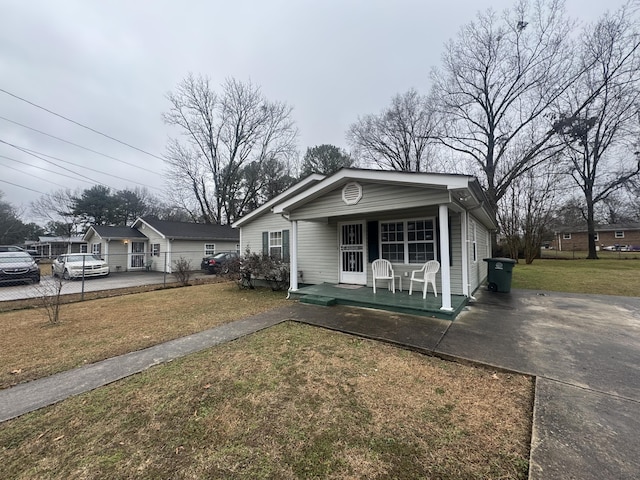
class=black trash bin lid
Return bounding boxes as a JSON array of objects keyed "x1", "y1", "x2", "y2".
[{"x1": 483, "y1": 257, "x2": 516, "y2": 263}]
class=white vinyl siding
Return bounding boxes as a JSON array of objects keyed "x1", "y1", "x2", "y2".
[
  {"x1": 467, "y1": 214, "x2": 490, "y2": 293},
  {"x1": 297, "y1": 221, "x2": 339, "y2": 284},
  {"x1": 289, "y1": 183, "x2": 451, "y2": 221},
  {"x1": 239, "y1": 214, "x2": 291, "y2": 256}
]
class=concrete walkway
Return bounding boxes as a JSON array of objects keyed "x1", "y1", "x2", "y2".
[{"x1": 1, "y1": 289, "x2": 639, "y2": 479}]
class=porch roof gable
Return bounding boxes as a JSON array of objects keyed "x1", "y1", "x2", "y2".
[
  {"x1": 232, "y1": 173, "x2": 326, "y2": 228},
  {"x1": 272, "y1": 169, "x2": 496, "y2": 229}
]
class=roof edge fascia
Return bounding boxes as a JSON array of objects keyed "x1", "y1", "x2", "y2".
[
  {"x1": 273, "y1": 169, "x2": 474, "y2": 214},
  {"x1": 232, "y1": 173, "x2": 326, "y2": 228}
]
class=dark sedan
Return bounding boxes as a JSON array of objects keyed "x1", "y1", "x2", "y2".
[
  {"x1": 201, "y1": 252, "x2": 239, "y2": 274},
  {"x1": 0, "y1": 251, "x2": 41, "y2": 285}
]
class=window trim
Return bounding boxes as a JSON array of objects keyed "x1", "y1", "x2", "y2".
[
  {"x1": 379, "y1": 217, "x2": 437, "y2": 264},
  {"x1": 269, "y1": 231, "x2": 283, "y2": 259},
  {"x1": 471, "y1": 220, "x2": 478, "y2": 263},
  {"x1": 204, "y1": 243, "x2": 215, "y2": 256},
  {"x1": 594, "y1": 232, "x2": 599, "y2": 242},
  {"x1": 91, "y1": 243, "x2": 101, "y2": 255},
  {"x1": 563, "y1": 233, "x2": 572, "y2": 240},
  {"x1": 615, "y1": 231, "x2": 624, "y2": 239},
  {"x1": 151, "y1": 243, "x2": 160, "y2": 257}
]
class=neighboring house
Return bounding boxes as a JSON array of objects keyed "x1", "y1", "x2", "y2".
[
  {"x1": 233, "y1": 169, "x2": 496, "y2": 312},
  {"x1": 552, "y1": 223, "x2": 640, "y2": 251},
  {"x1": 83, "y1": 217, "x2": 239, "y2": 273},
  {"x1": 28, "y1": 236, "x2": 87, "y2": 258}
]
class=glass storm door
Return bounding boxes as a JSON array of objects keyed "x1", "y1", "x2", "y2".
[
  {"x1": 339, "y1": 222, "x2": 366, "y2": 284},
  {"x1": 130, "y1": 241, "x2": 145, "y2": 268}
]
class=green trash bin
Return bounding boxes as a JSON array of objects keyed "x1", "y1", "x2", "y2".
[{"x1": 483, "y1": 258, "x2": 516, "y2": 293}]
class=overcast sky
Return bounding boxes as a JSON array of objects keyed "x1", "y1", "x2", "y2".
[{"x1": 0, "y1": 0, "x2": 627, "y2": 223}]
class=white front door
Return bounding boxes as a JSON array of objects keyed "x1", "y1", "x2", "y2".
[{"x1": 339, "y1": 222, "x2": 366, "y2": 284}]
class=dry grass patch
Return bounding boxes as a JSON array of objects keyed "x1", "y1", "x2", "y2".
[
  {"x1": 0, "y1": 282, "x2": 287, "y2": 389},
  {"x1": 0, "y1": 322, "x2": 533, "y2": 480}
]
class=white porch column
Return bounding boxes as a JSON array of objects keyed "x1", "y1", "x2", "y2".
[
  {"x1": 460, "y1": 211, "x2": 469, "y2": 297},
  {"x1": 439, "y1": 204, "x2": 453, "y2": 311},
  {"x1": 289, "y1": 220, "x2": 299, "y2": 292}
]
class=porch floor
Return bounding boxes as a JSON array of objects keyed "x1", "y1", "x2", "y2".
[{"x1": 291, "y1": 283, "x2": 468, "y2": 320}]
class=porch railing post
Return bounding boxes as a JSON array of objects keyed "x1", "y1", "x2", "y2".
[
  {"x1": 439, "y1": 204, "x2": 453, "y2": 311},
  {"x1": 289, "y1": 219, "x2": 299, "y2": 292}
]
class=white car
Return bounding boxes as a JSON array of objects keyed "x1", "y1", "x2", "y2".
[{"x1": 52, "y1": 253, "x2": 110, "y2": 280}]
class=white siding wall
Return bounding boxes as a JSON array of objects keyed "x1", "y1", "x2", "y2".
[
  {"x1": 297, "y1": 221, "x2": 339, "y2": 284},
  {"x1": 474, "y1": 215, "x2": 490, "y2": 288},
  {"x1": 240, "y1": 214, "x2": 291, "y2": 254},
  {"x1": 467, "y1": 214, "x2": 491, "y2": 293},
  {"x1": 104, "y1": 241, "x2": 129, "y2": 272},
  {"x1": 290, "y1": 183, "x2": 450, "y2": 220},
  {"x1": 138, "y1": 228, "x2": 167, "y2": 272}
]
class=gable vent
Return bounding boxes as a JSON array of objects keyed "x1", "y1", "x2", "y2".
[{"x1": 342, "y1": 182, "x2": 362, "y2": 205}]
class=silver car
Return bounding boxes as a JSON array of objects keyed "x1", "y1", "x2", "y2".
[
  {"x1": 52, "y1": 253, "x2": 110, "y2": 280},
  {"x1": 0, "y1": 251, "x2": 41, "y2": 285}
]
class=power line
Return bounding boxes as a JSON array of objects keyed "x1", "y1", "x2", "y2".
[
  {"x1": 0, "y1": 87, "x2": 166, "y2": 161},
  {"x1": 0, "y1": 139, "x2": 107, "y2": 186},
  {"x1": 0, "y1": 115, "x2": 164, "y2": 176},
  {"x1": 0, "y1": 153, "x2": 96, "y2": 185},
  {"x1": 0, "y1": 160, "x2": 69, "y2": 189},
  {"x1": 19, "y1": 146, "x2": 164, "y2": 192},
  {"x1": 0, "y1": 178, "x2": 46, "y2": 194}
]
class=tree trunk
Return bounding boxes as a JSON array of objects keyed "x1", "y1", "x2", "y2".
[{"x1": 586, "y1": 195, "x2": 599, "y2": 260}]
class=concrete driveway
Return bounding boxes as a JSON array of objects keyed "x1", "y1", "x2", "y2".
[
  {"x1": 438, "y1": 289, "x2": 640, "y2": 480},
  {"x1": 0, "y1": 271, "x2": 212, "y2": 302},
  {"x1": 291, "y1": 289, "x2": 640, "y2": 480}
]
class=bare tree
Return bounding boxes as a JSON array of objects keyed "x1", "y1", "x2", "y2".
[
  {"x1": 347, "y1": 88, "x2": 436, "y2": 172},
  {"x1": 499, "y1": 165, "x2": 563, "y2": 263},
  {"x1": 30, "y1": 189, "x2": 83, "y2": 236},
  {"x1": 552, "y1": 3, "x2": 640, "y2": 259},
  {"x1": 163, "y1": 75, "x2": 298, "y2": 224},
  {"x1": 431, "y1": 0, "x2": 576, "y2": 242}
]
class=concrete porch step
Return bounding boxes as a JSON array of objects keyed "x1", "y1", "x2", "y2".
[{"x1": 299, "y1": 295, "x2": 337, "y2": 306}]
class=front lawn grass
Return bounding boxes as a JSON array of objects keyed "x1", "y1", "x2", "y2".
[
  {"x1": 0, "y1": 282, "x2": 288, "y2": 389},
  {"x1": 512, "y1": 258, "x2": 640, "y2": 296},
  {"x1": 0, "y1": 322, "x2": 533, "y2": 480}
]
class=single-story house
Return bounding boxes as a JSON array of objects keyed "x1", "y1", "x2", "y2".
[
  {"x1": 233, "y1": 168, "x2": 496, "y2": 312},
  {"x1": 83, "y1": 217, "x2": 239, "y2": 273},
  {"x1": 27, "y1": 236, "x2": 87, "y2": 258},
  {"x1": 552, "y1": 223, "x2": 640, "y2": 251}
]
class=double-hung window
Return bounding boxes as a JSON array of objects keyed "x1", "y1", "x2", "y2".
[
  {"x1": 92, "y1": 243, "x2": 101, "y2": 255},
  {"x1": 380, "y1": 218, "x2": 436, "y2": 264},
  {"x1": 269, "y1": 232, "x2": 283, "y2": 259},
  {"x1": 152, "y1": 243, "x2": 160, "y2": 257},
  {"x1": 204, "y1": 244, "x2": 215, "y2": 256}
]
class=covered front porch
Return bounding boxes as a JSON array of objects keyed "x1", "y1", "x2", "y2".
[{"x1": 291, "y1": 283, "x2": 468, "y2": 320}]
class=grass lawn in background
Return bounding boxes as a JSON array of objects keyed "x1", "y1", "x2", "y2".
[
  {"x1": 512, "y1": 257, "x2": 640, "y2": 296},
  {"x1": 0, "y1": 322, "x2": 533, "y2": 480},
  {"x1": 0, "y1": 282, "x2": 288, "y2": 389}
]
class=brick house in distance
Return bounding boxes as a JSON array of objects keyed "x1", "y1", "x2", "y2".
[{"x1": 552, "y1": 223, "x2": 640, "y2": 251}]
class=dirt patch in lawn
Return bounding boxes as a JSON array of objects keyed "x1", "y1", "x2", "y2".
[
  {"x1": 0, "y1": 322, "x2": 533, "y2": 479},
  {"x1": 0, "y1": 282, "x2": 288, "y2": 389}
]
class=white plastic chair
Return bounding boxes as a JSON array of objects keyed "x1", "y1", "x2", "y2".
[
  {"x1": 371, "y1": 259, "x2": 396, "y2": 293},
  {"x1": 409, "y1": 260, "x2": 440, "y2": 299}
]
